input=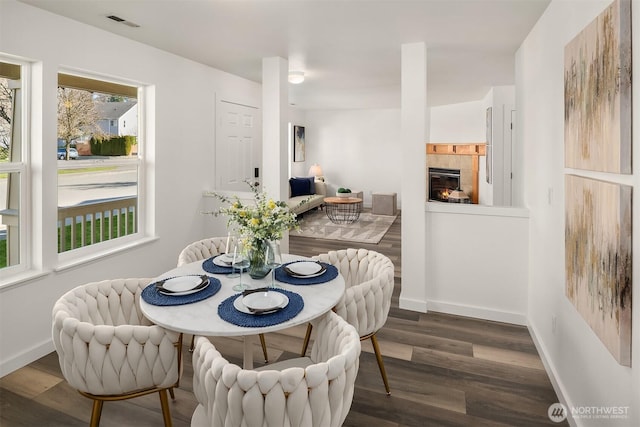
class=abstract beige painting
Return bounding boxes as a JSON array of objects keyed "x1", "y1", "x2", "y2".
[
  {"x1": 564, "y1": 0, "x2": 631, "y2": 173},
  {"x1": 565, "y1": 175, "x2": 632, "y2": 366}
]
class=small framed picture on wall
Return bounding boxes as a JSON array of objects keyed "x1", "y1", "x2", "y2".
[{"x1": 293, "y1": 125, "x2": 305, "y2": 162}]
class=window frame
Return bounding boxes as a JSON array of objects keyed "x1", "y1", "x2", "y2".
[
  {"x1": 56, "y1": 69, "x2": 150, "y2": 267},
  {"x1": 0, "y1": 57, "x2": 30, "y2": 281}
]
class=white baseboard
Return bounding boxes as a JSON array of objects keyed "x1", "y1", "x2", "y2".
[
  {"x1": 398, "y1": 296, "x2": 428, "y2": 312},
  {"x1": 1, "y1": 339, "x2": 53, "y2": 377},
  {"x1": 527, "y1": 322, "x2": 578, "y2": 427},
  {"x1": 426, "y1": 300, "x2": 527, "y2": 325}
]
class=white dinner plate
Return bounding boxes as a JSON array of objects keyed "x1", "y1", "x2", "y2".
[
  {"x1": 285, "y1": 267, "x2": 327, "y2": 278},
  {"x1": 243, "y1": 291, "x2": 287, "y2": 311},
  {"x1": 213, "y1": 254, "x2": 234, "y2": 267},
  {"x1": 158, "y1": 275, "x2": 209, "y2": 296},
  {"x1": 286, "y1": 261, "x2": 323, "y2": 276},
  {"x1": 234, "y1": 292, "x2": 289, "y2": 314}
]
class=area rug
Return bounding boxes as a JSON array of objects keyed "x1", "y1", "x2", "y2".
[{"x1": 294, "y1": 209, "x2": 397, "y2": 244}]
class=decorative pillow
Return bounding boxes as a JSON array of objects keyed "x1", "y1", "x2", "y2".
[
  {"x1": 304, "y1": 176, "x2": 316, "y2": 194},
  {"x1": 290, "y1": 177, "x2": 312, "y2": 197}
]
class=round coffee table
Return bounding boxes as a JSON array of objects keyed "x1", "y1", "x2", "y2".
[{"x1": 323, "y1": 197, "x2": 363, "y2": 224}]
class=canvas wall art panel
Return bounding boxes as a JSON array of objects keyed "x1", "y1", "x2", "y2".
[
  {"x1": 565, "y1": 175, "x2": 632, "y2": 366},
  {"x1": 564, "y1": 0, "x2": 631, "y2": 173},
  {"x1": 293, "y1": 125, "x2": 305, "y2": 162}
]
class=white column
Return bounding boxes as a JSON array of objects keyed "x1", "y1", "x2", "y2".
[
  {"x1": 262, "y1": 57, "x2": 290, "y2": 251},
  {"x1": 399, "y1": 42, "x2": 429, "y2": 312}
]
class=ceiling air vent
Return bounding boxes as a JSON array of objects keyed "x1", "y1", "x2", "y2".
[{"x1": 106, "y1": 15, "x2": 140, "y2": 28}]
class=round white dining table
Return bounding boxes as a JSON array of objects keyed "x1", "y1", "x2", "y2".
[{"x1": 139, "y1": 254, "x2": 345, "y2": 369}]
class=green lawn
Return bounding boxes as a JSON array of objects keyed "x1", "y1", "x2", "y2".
[
  {"x1": 0, "y1": 212, "x2": 136, "y2": 268},
  {"x1": 0, "y1": 241, "x2": 5, "y2": 268},
  {"x1": 57, "y1": 211, "x2": 136, "y2": 253}
]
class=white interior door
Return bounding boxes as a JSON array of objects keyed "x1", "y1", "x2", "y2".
[{"x1": 216, "y1": 100, "x2": 261, "y2": 191}]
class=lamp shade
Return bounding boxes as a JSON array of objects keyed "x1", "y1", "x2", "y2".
[{"x1": 308, "y1": 164, "x2": 323, "y2": 177}]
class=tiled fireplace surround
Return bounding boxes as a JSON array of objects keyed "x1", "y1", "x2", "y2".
[{"x1": 426, "y1": 143, "x2": 486, "y2": 204}]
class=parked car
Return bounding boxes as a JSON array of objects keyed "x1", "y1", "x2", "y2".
[{"x1": 57, "y1": 147, "x2": 78, "y2": 160}]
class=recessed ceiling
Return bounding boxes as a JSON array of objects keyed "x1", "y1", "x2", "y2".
[{"x1": 17, "y1": 0, "x2": 550, "y2": 109}]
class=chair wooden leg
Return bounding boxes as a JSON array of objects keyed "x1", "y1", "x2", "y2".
[
  {"x1": 189, "y1": 334, "x2": 195, "y2": 352},
  {"x1": 259, "y1": 333, "x2": 269, "y2": 363},
  {"x1": 301, "y1": 323, "x2": 313, "y2": 356},
  {"x1": 89, "y1": 399, "x2": 103, "y2": 427},
  {"x1": 370, "y1": 334, "x2": 391, "y2": 396},
  {"x1": 158, "y1": 389, "x2": 173, "y2": 427},
  {"x1": 168, "y1": 387, "x2": 175, "y2": 400}
]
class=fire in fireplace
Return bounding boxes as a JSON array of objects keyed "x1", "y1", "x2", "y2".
[{"x1": 429, "y1": 167, "x2": 461, "y2": 202}]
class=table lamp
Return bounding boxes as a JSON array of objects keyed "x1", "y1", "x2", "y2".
[{"x1": 308, "y1": 164, "x2": 324, "y2": 181}]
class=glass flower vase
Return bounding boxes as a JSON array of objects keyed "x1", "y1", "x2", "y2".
[{"x1": 248, "y1": 239, "x2": 271, "y2": 279}]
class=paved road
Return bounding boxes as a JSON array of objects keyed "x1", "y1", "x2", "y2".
[
  {"x1": 57, "y1": 167, "x2": 137, "y2": 207},
  {"x1": 0, "y1": 161, "x2": 136, "y2": 209}
]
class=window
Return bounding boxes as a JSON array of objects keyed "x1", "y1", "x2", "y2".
[
  {"x1": 0, "y1": 58, "x2": 28, "y2": 275},
  {"x1": 57, "y1": 72, "x2": 143, "y2": 257}
]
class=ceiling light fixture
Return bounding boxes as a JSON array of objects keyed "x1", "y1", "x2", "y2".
[{"x1": 288, "y1": 71, "x2": 305, "y2": 84}]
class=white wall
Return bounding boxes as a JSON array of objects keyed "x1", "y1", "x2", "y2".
[
  {"x1": 0, "y1": 0, "x2": 260, "y2": 375},
  {"x1": 425, "y1": 204, "x2": 529, "y2": 325},
  {"x1": 303, "y1": 109, "x2": 402, "y2": 207},
  {"x1": 517, "y1": 1, "x2": 638, "y2": 425},
  {"x1": 430, "y1": 100, "x2": 485, "y2": 142}
]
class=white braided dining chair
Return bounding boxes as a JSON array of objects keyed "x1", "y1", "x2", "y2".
[
  {"x1": 52, "y1": 278, "x2": 182, "y2": 427},
  {"x1": 191, "y1": 310, "x2": 361, "y2": 427},
  {"x1": 301, "y1": 248, "x2": 395, "y2": 395},
  {"x1": 177, "y1": 236, "x2": 228, "y2": 266},
  {"x1": 177, "y1": 236, "x2": 270, "y2": 362}
]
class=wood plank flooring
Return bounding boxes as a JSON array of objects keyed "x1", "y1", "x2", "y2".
[{"x1": 0, "y1": 210, "x2": 567, "y2": 426}]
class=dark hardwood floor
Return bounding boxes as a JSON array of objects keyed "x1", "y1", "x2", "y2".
[{"x1": 0, "y1": 210, "x2": 566, "y2": 426}]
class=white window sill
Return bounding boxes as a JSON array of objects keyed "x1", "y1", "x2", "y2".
[{"x1": 0, "y1": 269, "x2": 52, "y2": 292}]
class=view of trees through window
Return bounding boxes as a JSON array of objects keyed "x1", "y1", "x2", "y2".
[
  {"x1": 57, "y1": 76, "x2": 140, "y2": 254},
  {"x1": 0, "y1": 61, "x2": 23, "y2": 271},
  {"x1": 0, "y1": 77, "x2": 12, "y2": 162}
]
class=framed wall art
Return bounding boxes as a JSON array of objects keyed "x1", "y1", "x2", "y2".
[
  {"x1": 565, "y1": 174, "x2": 632, "y2": 366},
  {"x1": 564, "y1": 0, "x2": 631, "y2": 173},
  {"x1": 293, "y1": 125, "x2": 305, "y2": 162}
]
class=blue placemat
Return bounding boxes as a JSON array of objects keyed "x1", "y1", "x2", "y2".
[
  {"x1": 202, "y1": 256, "x2": 247, "y2": 275},
  {"x1": 142, "y1": 276, "x2": 221, "y2": 306},
  {"x1": 218, "y1": 289, "x2": 304, "y2": 327},
  {"x1": 274, "y1": 261, "x2": 338, "y2": 285},
  {"x1": 202, "y1": 256, "x2": 232, "y2": 275}
]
